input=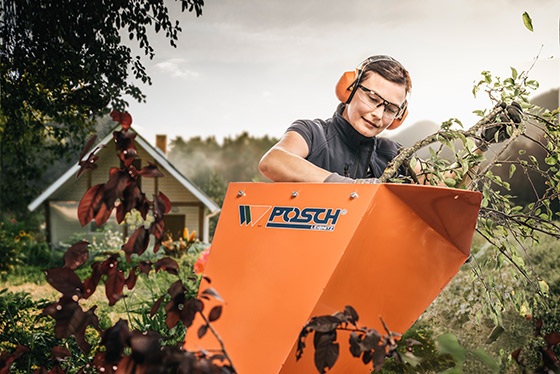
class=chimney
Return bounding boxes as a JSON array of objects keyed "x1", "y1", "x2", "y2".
[{"x1": 155, "y1": 134, "x2": 167, "y2": 155}]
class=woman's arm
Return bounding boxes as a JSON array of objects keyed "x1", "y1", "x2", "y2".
[{"x1": 258, "y1": 131, "x2": 331, "y2": 182}]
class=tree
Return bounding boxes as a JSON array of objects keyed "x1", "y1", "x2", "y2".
[{"x1": 0, "y1": 0, "x2": 204, "y2": 212}]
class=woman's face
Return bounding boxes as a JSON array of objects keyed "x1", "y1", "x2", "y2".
[{"x1": 342, "y1": 72, "x2": 407, "y2": 138}]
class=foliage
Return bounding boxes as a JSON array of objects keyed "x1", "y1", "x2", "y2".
[
  {"x1": 296, "y1": 306, "x2": 401, "y2": 373},
  {"x1": 0, "y1": 289, "x2": 90, "y2": 373},
  {"x1": 512, "y1": 305, "x2": 560, "y2": 373},
  {"x1": 0, "y1": 0, "x2": 204, "y2": 212},
  {"x1": 380, "y1": 59, "x2": 559, "y2": 329},
  {"x1": 0, "y1": 212, "x2": 50, "y2": 277},
  {"x1": 0, "y1": 113, "x2": 236, "y2": 373},
  {"x1": 378, "y1": 326, "x2": 456, "y2": 373},
  {"x1": 168, "y1": 133, "x2": 279, "y2": 203}
]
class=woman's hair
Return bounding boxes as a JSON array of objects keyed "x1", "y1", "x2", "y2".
[{"x1": 360, "y1": 56, "x2": 412, "y2": 94}]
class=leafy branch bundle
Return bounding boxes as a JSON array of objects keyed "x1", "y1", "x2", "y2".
[{"x1": 1, "y1": 113, "x2": 236, "y2": 374}]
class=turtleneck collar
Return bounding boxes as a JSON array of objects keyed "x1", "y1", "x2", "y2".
[{"x1": 332, "y1": 103, "x2": 376, "y2": 149}]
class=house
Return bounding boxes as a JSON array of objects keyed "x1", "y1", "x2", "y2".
[{"x1": 28, "y1": 128, "x2": 220, "y2": 246}]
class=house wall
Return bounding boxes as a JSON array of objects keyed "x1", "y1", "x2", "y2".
[
  {"x1": 48, "y1": 201, "x2": 121, "y2": 247},
  {"x1": 46, "y1": 136, "x2": 208, "y2": 245}
]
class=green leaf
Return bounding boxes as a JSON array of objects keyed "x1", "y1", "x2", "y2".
[
  {"x1": 471, "y1": 349, "x2": 499, "y2": 371},
  {"x1": 485, "y1": 325, "x2": 505, "y2": 344},
  {"x1": 509, "y1": 164, "x2": 516, "y2": 178},
  {"x1": 545, "y1": 155, "x2": 557, "y2": 165},
  {"x1": 438, "y1": 333, "x2": 467, "y2": 363},
  {"x1": 522, "y1": 12, "x2": 533, "y2": 32},
  {"x1": 538, "y1": 280, "x2": 549, "y2": 294},
  {"x1": 510, "y1": 67, "x2": 518, "y2": 80},
  {"x1": 445, "y1": 177, "x2": 457, "y2": 187},
  {"x1": 439, "y1": 367, "x2": 463, "y2": 374}
]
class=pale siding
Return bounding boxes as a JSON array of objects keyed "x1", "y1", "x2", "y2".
[
  {"x1": 135, "y1": 146, "x2": 156, "y2": 195},
  {"x1": 53, "y1": 172, "x2": 89, "y2": 201},
  {"x1": 41, "y1": 133, "x2": 212, "y2": 245},
  {"x1": 49, "y1": 201, "x2": 83, "y2": 245},
  {"x1": 91, "y1": 141, "x2": 119, "y2": 186},
  {"x1": 159, "y1": 176, "x2": 198, "y2": 203},
  {"x1": 49, "y1": 201, "x2": 122, "y2": 246},
  {"x1": 184, "y1": 206, "x2": 201, "y2": 239}
]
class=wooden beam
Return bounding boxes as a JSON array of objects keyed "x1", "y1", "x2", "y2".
[
  {"x1": 44, "y1": 200, "x2": 52, "y2": 245},
  {"x1": 198, "y1": 205, "x2": 204, "y2": 240}
]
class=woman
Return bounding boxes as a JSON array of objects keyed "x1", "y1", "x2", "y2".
[{"x1": 259, "y1": 55, "x2": 412, "y2": 183}]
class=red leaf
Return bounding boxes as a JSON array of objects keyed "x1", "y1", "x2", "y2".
[
  {"x1": 77, "y1": 152, "x2": 100, "y2": 178},
  {"x1": 91, "y1": 351, "x2": 118, "y2": 374},
  {"x1": 154, "y1": 257, "x2": 179, "y2": 275},
  {"x1": 104, "y1": 169, "x2": 131, "y2": 206},
  {"x1": 101, "y1": 319, "x2": 130, "y2": 364},
  {"x1": 113, "y1": 131, "x2": 137, "y2": 164},
  {"x1": 63, "y1": 241, "x2": 89, "y2": 270},
  {"x1": 79, "y1": 134, "x2": 98, "y2": 160},
  {"x1": 110, "y1": 111, "x2": 133, "y2": 130},
  {"x1": 105, "y1": 265, "x2": 126, "y2": 306},
  {"x1": 46, "y1": 268, "x2": 84, "y2": 297},
  {"x1": 138, "y1": 162, "x2": 164, "y2": 178},
  {"x1": 158, "y1": 192, "x2": 171, "y2": 214},
  {"x1": 0, "y1": 345, "x2": 30, "y2": 374},
  {"x1": 307, "y1": 315, "x2": 341, "y2": 333},
  {"x1": 117, "y1": 184, "x2": 148, "y2": 224},
  {"x1": 208, "y1": 305, "x2": 222, "y2": 322},
  {"x1": 150, "y1": 295, "x2": 166, "y2": 317},
  {"x1": 128, "y1": 330, "x2": 163, "y2": 360},
  {"x1": 164, "y1": 281, "x2": 187, "y2": 329},
  {"x1": 198, "y1": 324, "x2": 208, "y2": 339},
  {"x1": 52, "y1": 346, "x2": 71, "y2": 361},
  {"x1": 201, "y1": 287, "x2": 223, "y2": 302},
  {"x1": 83, "y1": 256, "x2": 117, "y2": 299},
  {"x1": 343, "y1": 305, "x2": 359, "y2": 324},
  {"x1": 138, "y1": 261, "x2": 152, "y2": 275},
  {"x1": 43, "y1": 298, "x2": 99, "y2": 353},
  {"x1": 121, "y1": 226, "x2": 150, "y2": 262},
  {"x1": 77, "y1": 135, "x2": 104, "y2": 178},
  {"x1": 535, "y1": 318, "x2": 543, "y2": 336},
  {"x1": 512, "y1": 347, "x2": 522, "y2": 363},
  {"x1": 94, "y1": 201, "x2": 114, "y2": 227},
  {"x1": 313, "y1": 331, "x2": 339, "y2": 374},
  {"x1": 125, "y1": 267, "x2": 137, "y2": 290},
  {"x1": 180, "y1": 298, "x2": 203, "y2": 328},
  {"x1": 78, "y1": 184, "x2": 104, "y2": 226},
  {"x1": 545, "y1": 332, "x2": 560, "y2": 346}
]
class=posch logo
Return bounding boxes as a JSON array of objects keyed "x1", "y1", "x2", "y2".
[{"x1": 238, "y1": 205, "x2": 346, "y2": 231}]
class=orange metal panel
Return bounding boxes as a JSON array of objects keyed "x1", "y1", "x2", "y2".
[{"x1": 184, "y1": 183, "x2": 482, "y2": 374}]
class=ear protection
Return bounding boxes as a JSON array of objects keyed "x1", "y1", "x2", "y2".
[{"x1": 335, "y1": 56, "x2": 409, "y2": 130}]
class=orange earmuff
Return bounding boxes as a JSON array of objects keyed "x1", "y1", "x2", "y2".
[
  {"x1": 335, "y1": 57, "x2": 410, "y2": 130},
  {"x1": 387, "y1": 103, "x2": 408, "y2": 130},
  {"x1": 335, "y1": 70, "x2": 358, "y2": 104}
]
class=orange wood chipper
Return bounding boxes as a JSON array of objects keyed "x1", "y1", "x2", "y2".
[{"x1": 184, "y1": 182, "x2": 482, "y2": 373}]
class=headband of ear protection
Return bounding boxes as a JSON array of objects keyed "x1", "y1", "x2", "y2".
[{"x1": 335, "y1": 55, "x2": 409, "y2": 130}]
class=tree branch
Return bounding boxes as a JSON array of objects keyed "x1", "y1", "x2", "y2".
[{"x1": 380, "y1": 105, "x2": 506, "y2": 183}]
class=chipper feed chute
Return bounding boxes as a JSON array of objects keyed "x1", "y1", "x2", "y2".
[{"x1": 184, "y1": 183, "x2": 482, "y2": 374}]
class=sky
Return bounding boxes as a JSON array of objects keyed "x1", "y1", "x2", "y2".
[{"x1": 125, "y1": 0, "x2": 560, "y2": 146}]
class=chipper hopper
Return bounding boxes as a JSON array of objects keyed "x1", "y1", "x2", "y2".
[{"x1": 184, "y1": 182, "x2": 482, "y2": 373}]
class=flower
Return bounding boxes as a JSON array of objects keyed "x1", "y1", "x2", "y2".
[{"x1": 194, "y1": 247, "x2": 211, "y2": 274}]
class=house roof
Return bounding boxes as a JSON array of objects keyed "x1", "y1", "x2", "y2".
[{"x1": 28, "y1": 127, "x2": 221, "y2": 213}]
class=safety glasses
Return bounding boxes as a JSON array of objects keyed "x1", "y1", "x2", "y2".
[{"x1": 357, "y1": 85, "x2": 403, "y2": 119}]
